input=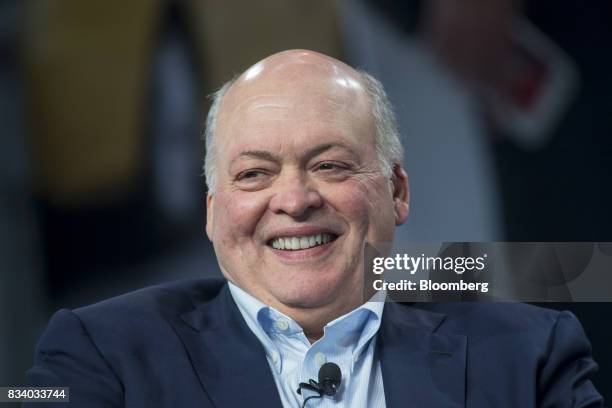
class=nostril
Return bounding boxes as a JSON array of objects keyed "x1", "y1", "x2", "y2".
[{"x1": 270, "y1": 192, "x2": 323, "y2": 217}]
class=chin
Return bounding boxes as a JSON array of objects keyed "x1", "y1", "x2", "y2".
[{"x1": 273, "y1": 279, "x2": 349, "y2": 310}]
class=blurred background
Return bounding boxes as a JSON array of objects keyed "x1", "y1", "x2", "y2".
[{"x1": 1, "y1": 0, "x2": 611, "y2": 402}]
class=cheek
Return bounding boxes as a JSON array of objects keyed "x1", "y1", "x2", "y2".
[
  {"x1": 213, "y1": 191, "x2": 269, "y2": 242},
  {"x1": 322, "y1": 180, "x2": 381, "y2": 226},
  {"x1": 324, "y1": 178, "x2": 395, "y2": 238}
]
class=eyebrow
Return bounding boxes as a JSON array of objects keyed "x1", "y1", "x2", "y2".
[
  {"x1": 230, "y1": 150, "x2": 281, "y2": 166},
  {"x1": 229, "y1": 143, "x2": 359, "y2": 167}
]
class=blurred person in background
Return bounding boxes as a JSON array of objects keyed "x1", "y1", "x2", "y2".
[
  {"x1": 342, "y1": 0, "x2": 612, "y2": 241},
  {"x1": 340, "y1": 0, "x2": 612, "y2": 398},
  {"x1": 4, "y1": 0, "x2": 341, "y2": 394},
  {"x1": 0, "y1": 0, "x2": 46, "y2": 390},
  {"x1": 23, "y1": 0, "x2": 342, "y2": 303}
]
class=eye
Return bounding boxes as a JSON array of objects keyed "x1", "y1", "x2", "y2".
[
  {"x1": 316, "y1": 162, "x2": 347, "y2": 171},
  {"x1": 238, "y1": 169, "x2": 268, "y2": 180},
  {"x1": 234, "y1": 168, "x2": 274, "y2": 191}
]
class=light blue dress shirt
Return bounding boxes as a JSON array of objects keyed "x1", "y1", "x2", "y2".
[{"x1": 228, "y1": 282, "x2": 387, "y2": 408}]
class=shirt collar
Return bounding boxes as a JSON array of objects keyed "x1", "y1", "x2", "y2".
[{"x1": 228, "y1": 281, "x2": 385, "y2": 353}]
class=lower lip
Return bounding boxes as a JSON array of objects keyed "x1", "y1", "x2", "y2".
[{"x1": 269, "y1": 240, "x2": 336, "y2": 261}]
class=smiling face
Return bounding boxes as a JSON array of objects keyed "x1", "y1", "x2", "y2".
[{"x1": 206, "y1": 51, "x2": 408, "y2": 328}]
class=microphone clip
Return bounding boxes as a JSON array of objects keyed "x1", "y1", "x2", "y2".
[
  {"x1": 296, "y1": 379, "x2": 324, "y2": 396},
  {"x1": 296, "y1": 362, "x2": 342, "y2": 407}
]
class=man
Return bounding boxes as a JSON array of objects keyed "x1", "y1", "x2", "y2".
[{"x1": 26, "y1": 50, "x2": 602, "y2": 407}]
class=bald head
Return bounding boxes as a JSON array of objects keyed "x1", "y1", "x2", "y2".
[
  {"x1": 219, "y1": 50, "x2": 369, "y2": 132},
  {"x1": 233, "y1": 49, "x2": 364, "y2": 90},
  {"x1": 226, "y1": 49, "x2": 366, "y2": 100},
  {"x1": 204, "y1": 49, "x2": 402, "y2": 192}
]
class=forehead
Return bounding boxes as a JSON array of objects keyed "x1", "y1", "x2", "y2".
[{"x1": 216, "y1": 65, "x2": 375, "y2": 157}]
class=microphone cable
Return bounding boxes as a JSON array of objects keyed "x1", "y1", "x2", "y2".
[{"x1": 296, "y1": 362, "x2": 342, "y2": 408}]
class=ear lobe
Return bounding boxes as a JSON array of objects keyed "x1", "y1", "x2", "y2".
[
  {"x1": 205, "y1": 193, "x2": 214, "y2": 241},
  {"x1": 391, "y1": 165, "x2": 410, "y2": 226},
  {"x1": 394, "y1": 199, "x2": 409, "y2": 226}
]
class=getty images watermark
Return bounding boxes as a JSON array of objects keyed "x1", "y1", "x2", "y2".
[
  {"x1": 364, "y1": 242, "x2": 612, "y2": 302},
  {"x1": 372, "y1": 252, "x2": 489, "y2": 294}
]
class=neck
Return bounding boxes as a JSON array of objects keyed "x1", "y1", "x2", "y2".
[
  {"x1": 305, "y1": 330, "x2": 324, "y2": 344},
  {"x1": 276, "y1": 296, "x2": 363, "y2": 343},
  {"x1": 227, "y1": 276, "x2": 376, "y2": 342}
]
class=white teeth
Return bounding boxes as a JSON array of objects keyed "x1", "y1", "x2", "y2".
[{"x1": 270, "y1": 233, "x2": 334, "y2": 250}]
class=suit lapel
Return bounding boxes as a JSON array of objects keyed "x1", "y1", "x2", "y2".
[
  {"x1": 172, "y1": 284, "x2": 283, "y2": 408},
  {"x1": 379, "y1": 302, "x2": 467, "y2": 408}
]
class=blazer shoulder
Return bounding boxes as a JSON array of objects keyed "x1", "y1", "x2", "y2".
[
  {"x1": 432, "y1": 301, "x2": 561, "y2": 325},
  {"x1": 414, "y1": 302, "x2": 568, "y2": 341},
  {"x1": 72, "y1": 277, "x2": 226, "y2": 328}
]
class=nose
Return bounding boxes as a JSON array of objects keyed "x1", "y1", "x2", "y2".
[{"x1": 269, "y1": 172, "x2": 323, "y2": 218}]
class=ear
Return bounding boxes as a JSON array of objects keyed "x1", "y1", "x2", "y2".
[
  {"x1": 205, "y1": 193, "x2": 214, "y2": 241},
  {"x1": 391, "y1": 164, "x2": 410, "y2": 226}
]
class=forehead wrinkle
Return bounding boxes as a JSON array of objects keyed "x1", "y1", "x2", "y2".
[
  {"x1": 220, "y1": 93, "x2": 288, "y2": 122},
  {"x1": 216, "y1": 94, "x2": 290, "y2": 151},
  {"x1": 215, "y1": 55, "x2": 376, "y2": 164},
  {"x1": 223, "y1": 92, "x2": 364, "y2": 134},
  {"x1": 229, "y1": 150, "x2": 282, "y2": 168},
  {"x1": 224, "y1": 67, "x2": 367, "y2": 116}
]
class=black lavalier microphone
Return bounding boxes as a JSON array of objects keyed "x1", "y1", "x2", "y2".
[
  {"x1": 317, "y1": 362, "x2": 342, "y2": 396},
  {"x1": 297, "y1": 362, "x2": 342, "y2": 407}
]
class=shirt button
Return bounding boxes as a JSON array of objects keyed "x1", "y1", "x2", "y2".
[
  {"x1": 275, "y1": 319, "x2": 289, "y2": 331},
  {"x1": 270, "y1": 352, "x2": 279, "y2": 363},
  {"x1": 315, "y1": 352, "x2": 327, "y2": 366}
]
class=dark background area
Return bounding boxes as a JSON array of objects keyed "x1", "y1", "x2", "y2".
[{"x1": 1, "y1": 0, "x2": 610, "y2": 404}]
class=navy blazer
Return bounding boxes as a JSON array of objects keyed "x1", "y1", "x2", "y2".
[{"x1": 26, "y1": 278, "x2": 603, "y2": 407}]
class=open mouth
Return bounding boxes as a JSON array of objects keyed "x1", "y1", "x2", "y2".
[{"x1": 268, "y1": 233, "x2": 339, "y2": 251}]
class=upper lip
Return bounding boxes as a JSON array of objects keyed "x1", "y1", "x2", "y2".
[{"x1": 265, "y1": 226, "x2": 341, "y2": 244}]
